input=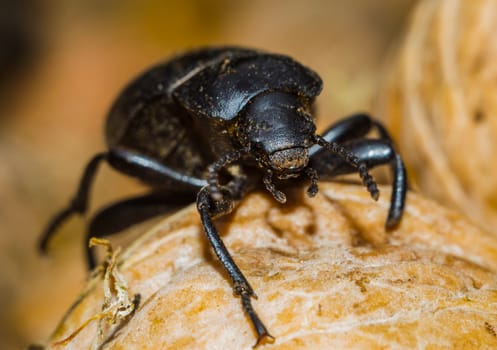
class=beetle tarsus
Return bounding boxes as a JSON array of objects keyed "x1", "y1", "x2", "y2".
[
  {"x1": 385, "y1": 152, "x2": 407, "y2": 228},
  {"x1": 386, "y1": 215, "x2": 400, "y2": 230},
  {"x1": 39, "y1": 152, "x2": 107, "y2": 254},
  {"x1": 239, "y1": 292, "x2": 274, "y2": 347},
  {"x1": 238, "y1": 289, "x2": 274, "y2": 347},
  {"x1": 39, "y1": 207, "x2": 75, "y2": 254},
  {"x1": 253, "y1": 332, "x2": 276, "y2": 348}
]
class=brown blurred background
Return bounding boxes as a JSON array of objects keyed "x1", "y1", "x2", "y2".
[{"x1": 0, "y1": 1, "x2": 417, "y2": 348}]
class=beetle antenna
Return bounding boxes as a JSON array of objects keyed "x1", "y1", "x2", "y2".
[
  {"x1": 207, "y1": 149, "x2": 247, "y2": 201},
  {"x1": 313, "y1": 135, "x2": 379, "y2": 200}
]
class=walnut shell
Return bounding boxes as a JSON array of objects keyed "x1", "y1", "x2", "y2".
[
  {"x1": 45, "y1": 183, "x2": 497, "y2": 349},
  {"x1": 375, "y1": 0, "x2": 497, "y2": 233}
]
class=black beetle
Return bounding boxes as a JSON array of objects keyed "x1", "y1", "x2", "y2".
[{"x1": 40, "y1": 46, "x2": 407, "y2": 346}]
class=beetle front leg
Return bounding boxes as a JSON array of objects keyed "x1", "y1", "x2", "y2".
[{"x1": 197, "y1": 186, "x2": 273, "y2": 346}]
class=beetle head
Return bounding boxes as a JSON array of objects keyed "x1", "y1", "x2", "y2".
[{"x1": 238, "y1": 91, "x2": 316, "y2": 177}]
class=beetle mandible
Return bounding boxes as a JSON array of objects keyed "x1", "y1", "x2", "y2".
[{"x1": 39, "y1": 46, "x2": 407, "y2": 346}]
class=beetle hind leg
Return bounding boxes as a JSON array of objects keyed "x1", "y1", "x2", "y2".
[
  {"x1": 39, "y1": 152, "x2": 107, "y2": 254},
  {"x1": 85, "y1": 190, "x2": 195, "y2": 269}
]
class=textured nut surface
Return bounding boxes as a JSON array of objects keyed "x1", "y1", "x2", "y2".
[
  {"x1": 375, "y1": 0, "x2": 497, "y2": 233},
  {"x1": 47, "y1": 183, "x2": 497, "y2": 349}
]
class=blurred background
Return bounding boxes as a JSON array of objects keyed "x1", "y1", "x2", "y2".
[{"x1": 0, "y1": 0, "x2": 423, "y2": 348}]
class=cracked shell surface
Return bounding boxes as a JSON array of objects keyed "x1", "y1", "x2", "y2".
[{"x1": 47, "y1": 183, "x2": 497, "y2": 349}]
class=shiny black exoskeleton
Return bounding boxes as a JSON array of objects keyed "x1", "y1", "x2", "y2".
[{"x1": 40, "y1": 47, "x2": 407, "y2": 346}]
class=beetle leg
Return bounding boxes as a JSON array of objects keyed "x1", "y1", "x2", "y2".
[
  {"x1": 41, "y1": 147, "x2": 208, "y2": 267},
  {"x1": 262, "y1": 170, "x2": 287, "y2": 203},
  {"x1": 311, "y1": 112, "x2": 407, "y2": 228},
  {"x1": 107, "y1": 148, "x2": 207, "y2": 190},
  {"x1": 207, "y1": 149, "x2": 247, "y2": 201},
  {"x1": 197, "y1": 185, "x2": 273, "y2": 345},
  {"x1": 85, "y1": 190, "x2": 195, "y2": 269},
  {"x1": 310, "y1": 139, "x2": 407, "y2": 228},
  {"x1": 39, "y1": 152, "x2": 107, "y2": 254}
]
